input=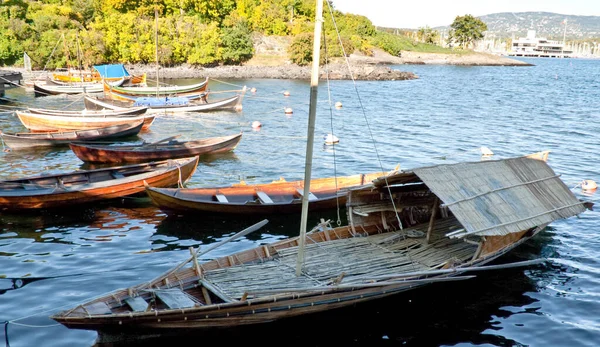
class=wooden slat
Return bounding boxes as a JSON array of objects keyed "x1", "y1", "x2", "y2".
[
  {"x1": 125, "y1": 296, "x2": 149, "y2": 312},
  {"x1": 155, "y1": 288, "x2": 196, "y2": 309},
  {"x1": 296, "y1": 188, "x2": 318, "y2": 201},
  {"x1": 215, "y1": 194, "x2": 228, "y2": 203},
  {"x1": 256, "y1": 191, "x2": 274, "y2": 204}
]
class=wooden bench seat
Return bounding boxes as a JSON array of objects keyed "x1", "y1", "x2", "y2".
[
  {"x1": 296, "y1": 188, "x2": 318, "y2": 201},
  {"x1": 256, "y1": 191, "x2": 274, "y2": 204}
]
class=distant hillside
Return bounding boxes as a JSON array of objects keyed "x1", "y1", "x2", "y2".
[{"x1": 433, "y1": 12, "x2": 600, "y2": 40}]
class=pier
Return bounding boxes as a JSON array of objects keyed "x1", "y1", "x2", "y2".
[{"x1": 0, "y1": 69, "x2": 23, "y2": 98}]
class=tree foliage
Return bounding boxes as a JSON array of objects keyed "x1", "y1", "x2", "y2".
[
  {"x1": 448, "y1": 14, "x2": 487, "y2": 48},
  {"x1": 0, "y1": 0, "x2": 457, "y2": 68}
]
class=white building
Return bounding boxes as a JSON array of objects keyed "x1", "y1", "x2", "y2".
[{"x1": 508, "y1": 30, "x2": 572, "y2": 58}]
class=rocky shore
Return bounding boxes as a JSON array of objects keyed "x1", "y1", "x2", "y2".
[{"x1": 126, "y1": 49, "x2": 531, "y2": 81}]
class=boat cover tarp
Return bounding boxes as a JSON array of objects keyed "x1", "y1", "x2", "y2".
[
  {"x1": 93, "y1": 64, "x2": 130, "y2": 78},
  {"x1": 373, "y1": 157, "x2": 586, "y2": 238},
  {"x1": 133, "y1": 97, "x2": 189, "y2": 107}
]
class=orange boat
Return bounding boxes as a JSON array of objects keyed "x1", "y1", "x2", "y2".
[{"x1": 0, "y1": 156, "x2": 199, "y2": 211}]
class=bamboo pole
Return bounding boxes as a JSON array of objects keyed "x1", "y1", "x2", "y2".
[{"x1": 296, "y1": 0, "x2": 324, "y2": 277}]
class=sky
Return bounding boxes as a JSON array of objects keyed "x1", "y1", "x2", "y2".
[{"x1": 331, "y1": 0, "x2": 600, "y2": 29}]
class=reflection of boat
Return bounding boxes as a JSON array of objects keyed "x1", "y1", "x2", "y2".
[
  {"x1": 49, "y1": 1, "x2": 590, "y2": 333},
  {"x1": 15, "y1": 110, "x2": 155, "y2": 132},
  {"x1": 0, "y1": 120, "x2": 144, "y2": 149},
  {"x1": 145, "y1": 171, "x2": 392, "y2": 215},
  {"x1": 0, "y1": 156, "x2": 199, "y2": 211},
  {"x1": 69, "y1": 132, "x2": 243, "y2": 163}
]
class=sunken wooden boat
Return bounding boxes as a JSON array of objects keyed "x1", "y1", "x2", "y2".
[
  {"x1": 50, "y1": 156, "x2": 590, "y2": 332},
  {"x1": 144, "y1": 170, "x2": 393, "y2": 215},
  {"x1": 15, "y1": 110, "x2": 155, "y2": 132},
  {"x1": 86, "y1": 87, "x2": 247, "y2": 114},
  {"x1": 0, "y1": 156, "x2": 199, "y2": 210},
  {"x1": 69, "y1": 132, "x2": 243, "y2": 163},
  {"x1": 0, "y1": 120, "x2": 144, "y2": 149}
]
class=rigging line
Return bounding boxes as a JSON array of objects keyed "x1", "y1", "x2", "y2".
[
  {"x1": 208, "y1": 78, "x2": 244, "y2": 89},
  {"x1": 321, "y1": 26, "x2": 342, "y2": 226},
  {"x1": 324, "y1": 1, "x2": 403, "y2": 230}
]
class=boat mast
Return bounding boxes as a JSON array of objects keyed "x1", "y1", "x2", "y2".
[
  {"x1": 154, "y1": 6, "x2": 160, "y2": 97},
  {"x1": 296, "y1": 0, "x2": 324, "y2": 276}
]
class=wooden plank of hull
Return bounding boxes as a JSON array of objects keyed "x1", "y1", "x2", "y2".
[
  {"x1": 28, "y1": 107, "x2": 148, "y2": 117},
  {"x1": 16, "y1": 111, "x2": 155, "y2": 132},
  {"x1": 0, "y1": 156, "x2": 199, "y2": 210},
  {"x1": 68, "y1": 133, "x2": 242, "y2": 163}
]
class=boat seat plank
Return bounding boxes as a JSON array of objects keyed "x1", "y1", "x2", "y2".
[
  {"x1": 256, "y1": 191, "x2": 274, "y2": 204},
  {"x1": 155, "y1": 288, "x2": 196, "y2": 309},
  {"x1": 296, "y1": 188, "x2": 318, "y2": 201},
  {"x1": 215, "y1": 194, "x2": 228, "y2": 203},
  {"x1": 83, "y1": 302, "x2": 112, "y2": 315},
  {"x1": 125, "y1": 296, "x2": 149, "y2": 312}
]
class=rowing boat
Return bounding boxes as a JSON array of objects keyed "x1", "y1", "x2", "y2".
[
  {"x1": 0, "y1": 120, "x2": 144, "y2": 149},
  {"x1": 69, "y1": 132, "x2": 243, "y2": 163},
  {"x1": 15, "y1": 110, "x2": 155, "y2": 132},
  {"x1": 0, "y1": 156, "x2": 199, "y2": 210}
]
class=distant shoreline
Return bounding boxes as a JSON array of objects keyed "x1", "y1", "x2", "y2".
[{"x1": 8, "y1": 50, "x2": 532, "y2": 82}]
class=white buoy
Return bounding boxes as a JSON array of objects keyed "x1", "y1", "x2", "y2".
[
  {"x1": 480, "y1": 146, "x2": 494, "y2": 156},
  {"x1": 284, "y1": 107, "x2": 293, "y2": 114},
  {"x1": 335, "y1": 101, "x2": 342, "y2": 108},
  {"x1": 252, "y1": 121, "x2": 262, "y2": 129},
  {"x1": 324, "y1": 133, "x2": 339, "y2": 145},
  {"x1": 250, "y1": 87, "x2": 257, "y2": 93},
  {"x1": 581, "y1": 180, "x2": 597, "y2": 191},
  {"x1": 283, "y1": 91, "x2": 290, "y2": 97}
]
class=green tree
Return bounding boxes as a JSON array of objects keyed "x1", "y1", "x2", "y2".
[
  {"x1": 448, "y1": 14, "x2": 487, "y2": 48},
  {"x1": 220, "y1": 22, "x2": 254, "y2": 64},
  {"x1": 417, "y1": 26, "x2": 439, "y2": 45}
]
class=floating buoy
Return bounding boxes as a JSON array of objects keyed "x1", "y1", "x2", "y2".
[
  {"x1": 335, "y1": 101, "x2": 342, "y2": 108},
  {"x1": 581, "y1": 180, "x2": 597, "y2": 191},
  {"x1": 250, "y1": 87, "x2": 257, "y2": 93},
  {"x1": 283, "y1": 91, "x2": 290, "y2": 97},
  {"x1": 284, "y1": 107, "x2": 293, "y2": 114},
  {"x1": 480, "y1": 146, "x2": 494, "y2": 156},
  {"x1": 251, "y1": 121, "x2": 262, "y2": 129},
  {"x1": 324, "y1": 133, "x2": 339, "y2": 145}
]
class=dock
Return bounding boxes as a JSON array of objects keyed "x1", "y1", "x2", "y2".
[{"x1": 0, "y1": 69, "x2": 23, "y2": 97}]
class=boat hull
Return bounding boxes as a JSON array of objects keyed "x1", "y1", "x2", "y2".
[
  {"x1": 0, "y1": 156, "x2": 199, "y2": 210},
  {"x1": 145, "y1": 172, "x2": 386, "y2": 215},
  {"x1": 69, "y1": 133, "x2": 243, "y2": 163},
  {"x1": 16, "y1": 111, "x2": 155, "y2": 132},
  {"x1": 0, "y1": 121, "x2": 144, "y2": 148}
]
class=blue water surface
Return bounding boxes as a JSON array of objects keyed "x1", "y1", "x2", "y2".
[{"x1": 0, "y1": 57, "x2": 599, "y2": 347}]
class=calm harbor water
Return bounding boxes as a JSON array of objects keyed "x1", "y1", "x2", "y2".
[{"x1": 1, "y1": 57, "x2": 599, "y2": 346}]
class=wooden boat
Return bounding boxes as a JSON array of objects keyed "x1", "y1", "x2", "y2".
[
  {"x1": 0, "y1": 156, "x2": 199, "y2": 210},
  {"x1": 83, "y1": 88, "x2": 246, "y2": 114},
  {"x1": 144, "y1": 171, "x2": 391, "y2": 215},
  {"x1": 104, "y1": 77, "x2": 209, "y2": 98},
  {"x1": 27, "y1": 106, "x2": 148, "y2": 117},
  {"x1": 33, "y1": 78, "x2": 124, "y2": 97},
  {"x1": 15, "y1": 110, "x2": 155, "y2": 132},
  {"x1": 50, "y1": 2, "x2": 590, "y2": 335},
  {"x1": 49, "y1": 156, "x2": 590, "y2": 331},
  {"x1": 0, "y1": 120, "x2": 144, "y2": 149},
  {"x1": 69, "y1": 132, "x2": 243, "y2": 163}
]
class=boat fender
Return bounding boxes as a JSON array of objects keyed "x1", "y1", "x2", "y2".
[{"x1": 581, "y1": 180, "x2": 597, "y2": 191}]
